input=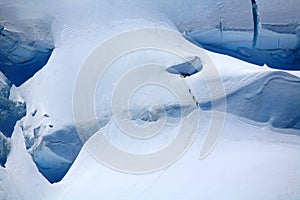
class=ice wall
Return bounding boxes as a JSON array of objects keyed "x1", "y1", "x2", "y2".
[{"x1": 0, "y1": 73, "x2": 26, "y2": 166}]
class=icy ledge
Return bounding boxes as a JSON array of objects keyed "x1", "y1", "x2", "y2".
[{"x1": 0, "y1": 22, "x2": 54, "y2": 86}]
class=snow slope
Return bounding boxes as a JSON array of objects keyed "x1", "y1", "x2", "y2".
[
  {"x1": 43, "y1": 113, "x2": 300, "y2": 200},
  {"x1": 2, "y1": 47, "x2": 300, "y2": 200},
  {"x1": 0, "y1": 0, "x2": 299, "y2": 199},
  {"x1": 200, "y1": 71, "x2": 300, "y2": 132}
]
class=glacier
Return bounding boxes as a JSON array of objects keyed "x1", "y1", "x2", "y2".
[{"x1": 0, "y1": 0, "x2": 299, "y2": 199}]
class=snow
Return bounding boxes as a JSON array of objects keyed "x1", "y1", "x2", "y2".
[
  {"x1": 43, "y1": 114, "x2": 300, "y2": 200},
  {"x1": 0, "y1": 0, "x2": 299, "y2": 199},
  {"x1": 1, "y1": 125, "x2": 50, "y2": 199},
  {"x1": 2, "y1": 39, "x2": 299, "y2": 199},
  {"x1": 2, "y1": 48, "x2": 300, "y2": 199},
  {"x1": 200, "y1": 71, "x2": 300, "y2": 132}
]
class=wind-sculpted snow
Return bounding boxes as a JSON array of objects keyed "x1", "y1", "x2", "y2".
[
  {"x1": 200, "y1": 71, "x2": 300, "y2": 132},
  {"x1": 129, "y1": 104, "x2": 195, "y2": 123},
  {"x1": 29, "y1": 102, "x2": 196, "y2": 183},
  {"x1": 30, "y1": 126, "x2": 82, "y2": 183},
  {"x1": 0, "y1": 0, "x2": 299, "y2": 190},
  {"x1": 0, "y1": 0, "x2": 298, "y2": 75},
  {"x1": 0, "y1": 23, "x2": 54, "y2": 86}
]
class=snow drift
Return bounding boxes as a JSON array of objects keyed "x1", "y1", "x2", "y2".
[
  {"x1": 200, "y1": 71, "x2": 300, "y2": 132},
  {"x1": 0, "y1": 0, "x2": 299, "y2": 189}
]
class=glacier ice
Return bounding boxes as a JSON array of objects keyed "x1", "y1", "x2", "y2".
[
  {"x1": 0, "y1": 1, "x2": 299, "y2": 199},
  {"x1": 0, "y1": 23, "x2": 54, "y2": 86},
  {"x1": 182, "y1": 0, "x2": 300, "y2": 70},
  {"x1": 26, "y1": 126, "x2": 82, "y2": 183},
  {"x1": 0, "y1": 133, "x2": 10, "y2": 167},
  {"x1": 0, "y1": 73, "x2": 26, "y2": 138},
  {"x1": 0, "y1": 73, "x2": 26, "y2": 167}
]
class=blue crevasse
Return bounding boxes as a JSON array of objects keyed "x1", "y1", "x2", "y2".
[
  {"x1": 0, "y1": 73, "x2": 26, "y2": 167},
  {"x1": 30, "y1": 126, "x2": 83, "y2": 183},
  {"x1": 0, "y1": 24, "x2": 54, "y2": 86}
]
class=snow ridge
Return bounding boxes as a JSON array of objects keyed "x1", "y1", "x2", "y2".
[{"x1": 200, "y1": 71, "x2": 300, "y2": 132}]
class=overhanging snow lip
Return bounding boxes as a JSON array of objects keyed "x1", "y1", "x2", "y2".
[
  {"x1": 166, "y1": 56, "x2": 203, "y2": 76},
  {"x1": 0, "y1": 25, "x2": 54, "y2": 87}
]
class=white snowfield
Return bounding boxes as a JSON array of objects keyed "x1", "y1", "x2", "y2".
[{"x1": 0, "y1": 0, "x2": 299, "y2": 199}]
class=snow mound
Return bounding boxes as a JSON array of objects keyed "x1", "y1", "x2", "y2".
[
  {"x1": 200, "y1": 71, "x2": 300, "y2": 132},
  {"x1": 130, "y1": 104, "x2": 195, "y2": 123}
]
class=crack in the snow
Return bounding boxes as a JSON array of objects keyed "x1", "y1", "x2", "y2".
[{"x1": 251, "y1": 0, "x2": 260, "y2": 48}]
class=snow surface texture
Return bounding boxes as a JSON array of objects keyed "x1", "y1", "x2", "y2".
[
  {"x1": 0, "y1": 0, "x2": 299, "y2": 199},
  {"x1": 200, "y1": 71, "x2": 300, "y2": 132},
  {"x1": 43, "y1": 115, "x2": 300, "y2": 200},
  {"x1": 10, "y1": 59, "x2": 300, "y2": 184}
]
